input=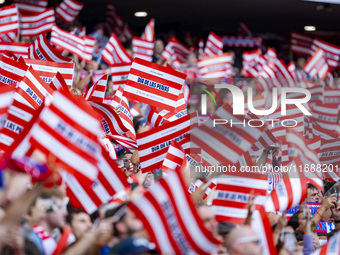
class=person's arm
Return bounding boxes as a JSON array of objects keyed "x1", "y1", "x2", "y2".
[
  {"x1": 302, "y1": 204, "x2": 314, "y2": 255},
  {"x1": 256, "y1": 147, "x2": 271, "y2": 171},
  {"x1": 244, "y1": 195, "x2": 255, "y2": 225},
  {"x1": 311, "y1": 193, "x2": 337, "y2": 227},
  {"x1": 273, "y1": 214, "x2": 287, "y2": 245},
  {"x1": 331, "y1": 199, "x2": 340, "y2": 229},
  {"x1": 62, "y1": 218, "x2": 114, "y2": 255}
]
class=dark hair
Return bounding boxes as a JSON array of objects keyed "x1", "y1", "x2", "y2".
[
  {"x1": 66, "y1": 203, "x2": 87, "y2": 225},
  {"x1": 295, "y1": 230, "x2": 304, "y2": 242},
  {"x1": 133, "y1": 115, "x2": 146, "y2": 132},
  {"x1": 307, "y1": 183, "x2": 318, "y2": 191},
  {"x1": 327, "y1": 229, "x2": 338, "y2": 240},
  {"x1": 288, "y1": 210, "x2": 302, "y2": 230}
]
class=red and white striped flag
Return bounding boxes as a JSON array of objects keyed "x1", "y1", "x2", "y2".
[
  {"x1": 161, "y1": 37, "x2": 190, "y2": 68},
  {"x1": 110, "y1": 63, "x2": 131, "y2": 91},
  {"x1": 204, "y1": 32, "x2": 223, "y2": 57},
  {"x1": 24, "y1": 58, "x2": 74, "y2": 88},
  {"x1": 56, "y1": 0, "x2": 84, "y2": 24},
  {"x1": 320, "y1": 138, "x2": 340, "y2": 181},
  {"x1": 65, "y1": 148, "x2": 129, "y2": 214},
  {"x1": 49, "y1": 72, "x2": 69, "y2": 91},
  {"x1": 0, "y1": 85, "x2": 15, "y2": 126},
  {"x1": 304, "y1": 48, "x2": 329, "y2": 79},
  {"x1": 111, "y1": 86, "x2": 136, "y2": 140},
  {"x1": 311, "y1": 231, "x2": 340, "y2": 255},
  {"x1": 212, "y1": 172, "x2": 268, "y2": 224},
  {"x1": 85, "y1": 75, "x2": 108, "y2": 103},
  {"x1": 141, "y1": 18, "x2": 155, "y2": 42},
  {"x1": 191, "y1": 103, "x2": 266, "y2": 167},
  {"x1": 51, "y1": 24, "x2": 95, "y2": 62},
  {"x1": 312, "y1": 38, "x2": 340, "y2": 69},
  {"x1": 251, "y1": 206, "x2": 278, "y2": 255},
  {"x1": 124, "y1": 58, "x2": 186, "y2": 112},
  {"x1": 104, "y1": 3, "x2": 123, "y2": 37},
  {"x1": 290, "y1": 31, "x2": 313, "y2": 56},
  {"x1": 20, "y1": 8, "x2": 55, "y2": 37},
  {"x1": 0, "y1": 5, "x2": 19, "y2": 36},
  {"x1": 101, "y1": 34, "x2": 132, "y2": 66},
  {"x1": 105, "y1": 134, "x2": 138, "y2": 152},
  {"x1": 0, "y1": 32, "x2": 16, "y2": 43},
  {"x1": 137, "y1": 114, "x2": 190, "y2": 173},
  {"x1": 28, "y1": 34, "x2": 72, "y2": 63},
  {"x1": 265, "y1": 165, "x2": 307, "y2": 212},
  {"x1": 14, "y1": 0, "x2": 47, "y2": 13},
  {"x1": 311, "y1": 102, "x2": 339, "y2": 132},
  {"x1": 0, "y1": 43, "x2": 29, "y2": 58},
  {"x1": 14, "y1": 66, "x2": 54, "y2": 110},
  {"x1": 128, "y1": 167, "x2": 221, "y2": 254},
  {"x1": 14, "y1": 89, "x2": 102, "y2": 184},
  {"x1": 0, "y1": 55, "x2": 28, "y2": 87},
  {"x1": 0, "y1": 100, "x2": 36, "y2": 151},
  {"x1": 147, "y1": 107, "x2": 164, "y2": 128},
  {"x1": 89, "y1": 102, "x2": 129, "y2": 136},
  {"x1": 161, "y1": 140, "x2": 184, "y2": 172},
  {"x1": 132, "y1": 37, "x2": 154, "y2": 62},
  {"x1": 198, "y1": 53, "x2": 232, "y2": 79}
]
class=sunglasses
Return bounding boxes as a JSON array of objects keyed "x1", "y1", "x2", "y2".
[{"x1": 236, "y1": 236, "x2": 261, "y2": 245}]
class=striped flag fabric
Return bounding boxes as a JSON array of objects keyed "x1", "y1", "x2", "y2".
[
  {"x1": 320, "y1": 139, "x2": 340, "y2": 179},
  {"x1": 251, "y1": 206, "x2": 278, "y2": 255},
  {"x1": 191, "y1": 103, "x2": 266, "y2": 167},
  {"x1": 65, "y1": 148, "x2": 129, "y2": 214},
  {"x1": 19, "y1": 8, "x2": 55, "y2": 37},
  {"x1": 137, "y1": 114, "x2": 190, "y2": 173},
  {"x1": 312, "y1": 38, "x2": 340, "y2": 69},
  {"x1": 0, "y1": 32, "x2": 16, "y2": 43},
  {"x1": 17, "y1": 89, "x2": 102, "y2": 184},
  {"x1": 198, "y1": 38, "x2": 205, "y2": 59},
  {"x1": 132, "y1": 37, "x2": 154, "y2": 62},
  {"x1": 265, "y1": 164, "x2": 307, "y2": 212},
  {"x1": 28, "y1": 34, "x2": 72, "y2": 63},
  {"x1": 161, "y1": 37, "x2": 190, "y2": 68},
  {"x1": 89, "y1": 101, "x2": 129, "y2": 136},
  {"x1": 14, "y1": 0, "x2": 47, "y2": 13},
  {"x1": 105, "y1": 134, "x2": 138, "y2": 152},
  {"x1": 50, "y1": 24, "x2": 95, "y2": 62},
  {"x1": 211, "y1": 172, "x2": 268, "y2": 224},
  {"x1": 152, "y1": 92, "x2": 188, "y2": 122},
  {"x1": 304, "y1": 48, "x2": 329, "y2": 79},
  {"x1": 124, "y1": 58, "x2": 186, "y2": 112},
  {"x1": 56, "y1": 0, "x2": 84, "y2": 24},
  {"x1": 0, "y1": 85, "x2": 15, "y2": 126},
  {"x1": 204, "y1": 32, "x2": 223, "y2": 57},
  {"x1": 0, "y1": 55, "x2": 28, "y2": 87},
  {"x1": 0, "y1": 5, "x2": 19, "y2": 36},
  {"x1": 0, "y1": 43, "x2": 29, "y2": 58},
  {"x1": 311, "y1": 102, "x2": 339, "y2": 132},
  {"x1": 14, "y1": 66, "x2": 54, "y2": 110},
  {"x1": 110, "y1": 63, "x2": 131, "y2": 91},
  {"x1": 104, "y1": 3, "x2": 123, "y2": 37},
  {"x1": 147, "y1": 107, "x2": 164, "y2": 128},
  {"x1": 311, "y1": 231, "x2": 340, "y2": 255},
  {"x1": 161, "y1": 140, "x2": 184, "y2": 172},
  {"x1": 111, "y1": 86, "x2": 136, "y2": 140},
  {"x1": 101, "y1": 34, "x2": 132, "y2": 66},
  {"x1": 24, "y1": 58, "x2": 74, "y2": 88},
  {"x1": 0, "y1": 100, "x2": 36, "y2": 151},
  {"x1": 198, "y1": 53, "x2": 232, "y2": 79},
  {"x1": 141, "y1": 18, "x2": 155, "y2": 42},
  {"x1": 49, "y1": 72, "x2": 69, "y2": 91},
  {"x1": 128, "y1": 167, "x2": 221, "y2": 254},
  {"x1": 85, "y1": 75, "x2": 108, "y2": 103},
  {"x1": 290, "y1": 31, "x2": 313, "y2": 56}
]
